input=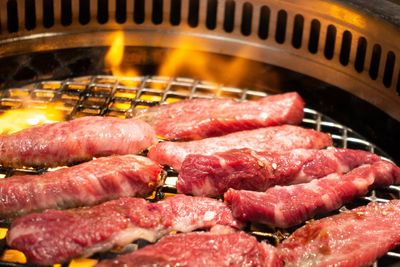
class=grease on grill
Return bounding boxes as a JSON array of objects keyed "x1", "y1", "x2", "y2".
[{"x1": 0, "y1": 75, "x2": 397, "y2": 266}]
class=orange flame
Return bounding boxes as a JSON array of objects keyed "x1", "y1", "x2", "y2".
[
  {"x1": 158, "y1": 39, "x2": 214, "y2": 82},
  {"x1": 0, "y1": 103, "x2": 65, "y2": 135},
  {"x1": 105, "y1": 31, "x2": 139, "y2": 86},
  {"x1": 158, "y1": 37, "x2": 249, "y2": 87},
  {"x1": 105, "y1": 32, "x2": 250, "y2": 89}
]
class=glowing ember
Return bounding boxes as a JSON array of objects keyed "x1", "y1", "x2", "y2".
[
  {"x1": 0, "y1": 104, "x2": 65, "y2": 135},
  {"x1": 105, "y1": 31, "x2": 139, "y2": 86}
]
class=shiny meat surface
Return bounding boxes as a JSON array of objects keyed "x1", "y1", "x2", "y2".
[
  {"x1": 96, "y1": 231, "x2": 283, "y2": 267},
  {"x1": 148, "y1": 125, "x2": 332, "y2": 171},
  {"x1": 134, "y1": 92, "x2": 304, "y2": 140},
  {"x1": 279, "y1": 200, "x2": 400, "y2": 267},
  {"x1": 0, "y1": 155, "x2": 161, "y2": 217},
  {"x1": 178, "y1": 148, "x2": 380, "y2": 196},
  {"x1": 7, "y1": 195, "x2": 242, "y2": 265},
  {"x1": 225, "y1": 161, "x2": 400, "y2": 228},
  {"x1": 0, "y1": 116, "x2": 157, "y2": 168}
]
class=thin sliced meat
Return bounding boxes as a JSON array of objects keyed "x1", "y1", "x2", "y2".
[
  {"x1": 279, "y1": 200, "x2": 400, "y2": 267},
  {"x1": 225, "y1": 161, "x2": 400, "y2": 228},
  {"x1": 0, "y1": 116, "x2": 157, "y2": 168},
  {"x1": 148, "y1": 125, "x2": 332, "y2": 171},
  {"x1": 0, "y1": 155, "x2": 161, "y2": 217},
  {"x1": 7, "y1": 195, "x2": 242, "y2": 266},
  {"x1": 178, "y1": 148, "x2": 380, "y2": 196},
  {"x1": 134, "y1": 92, "x2": 304, "y2": 140},
  {"x1": 96, "y1": 230, "x2": 283, "y2": 267}
]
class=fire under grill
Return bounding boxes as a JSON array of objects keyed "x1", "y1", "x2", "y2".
[{"x1": 0, "y1": 75, "x2": 399, "y2": 266}]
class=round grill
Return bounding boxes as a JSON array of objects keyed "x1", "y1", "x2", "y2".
[
  {"x1": 0, "y1": 0, "x2": 399, "y2": 265},
  {"x1": 0, "y1": 75, "x2": 399, "y2": 266}
]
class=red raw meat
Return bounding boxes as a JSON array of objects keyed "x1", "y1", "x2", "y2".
[
  {"x1": 225, "y1": 161, "x2": 400, "y2": 228},
  {"x1": 178, "y1": 148, "x2": 380, "y2": 196},
  {"x1": 7, "y1": 195, "x2": 242, "y2": 265},
  {"x1": 96, "y1": 230, "x2": 283, "y2": 267},
  {"x1": 0, "y1": 116, "x2": 157, "y2": 168},
  {"x1": 148, "y1": 125, "x2": 332, "y2": 171},
  {"x1": 135, "y1": 92, "x2": 304, "y2": 140},
  {"x1": 0, "y1": 155, "x2": 161, "y2": 217},
  {"x1": 279, "y1": 200, "x2": 400, "y2": 267}
]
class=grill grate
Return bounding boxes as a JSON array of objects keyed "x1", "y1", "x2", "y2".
[{"x1": 0, "y1": 75, "x2": 399, "y2": 266}]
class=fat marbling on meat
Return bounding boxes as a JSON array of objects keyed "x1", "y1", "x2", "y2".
[
  {"x1": 279, "y1": 200, "x2": 400, "y2": 267},
  {"x1": 0, "y1": 116, "x2": 157, "y2": 168},
  {"x1": 0, "y1": 154, "x2": 162, "y2": 217},
  {"x1": 148, "y1": 125, "x2": 332, "y2": 171},
  {"x1": 178, "y1": 148, "x2": 380, "y2": 196},
  {"x1": 225, "y1": 161, "x2": 400, "y2": 228},
  {"x1": 7, "y1": 195, "x2": 242, "y2": 266},
  {"x1": 96, "y1": 230, "x2": 283, "y2": 267},
  {"x1": 135, "y1": 92, "x2": 304, "y2": 140}
]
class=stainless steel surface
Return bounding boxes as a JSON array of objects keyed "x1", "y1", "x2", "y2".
[
  {"x1": 0, "y1": 0, "x2": 399, "y2": 121},
  {"x1": 0, "y1": 75, "x2": 399, "y2": 265},
  {"x1": 336, "y1": 0, "x2": 400, "y2": 26}
]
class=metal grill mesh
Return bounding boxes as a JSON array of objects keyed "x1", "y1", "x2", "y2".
[{"x1": 0, "y1": 75, "x2": 399, "y2": 266}]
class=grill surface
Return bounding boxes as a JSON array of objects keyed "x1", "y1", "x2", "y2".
[{"x1": 0, "y1": 75, "x2": 399, "y2": 266}]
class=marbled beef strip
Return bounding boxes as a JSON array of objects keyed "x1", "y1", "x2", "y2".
[
  {"x1": 135, "y1": 92, "x2": 304, "y2": 140},
  {"x1": 0, "y1": 116, "x2": 157, "y2": 168},
  {"x1": 7, "y1": 195, "x2": 242, "y2": 266},
  {"x1": 148, "y1": 125, "x2": 332, "y2": 171},
  {"x1": 225, "y1": 161, "x2": 400, "y2": 228},
  {"x1": 0, "y1": 155, "x2": 162, "y2": 217},
  {"x1": 96, "y1": 230, "x2": 283, "y2": 267},
  {"x1": 279, "y1": 200, "x2": 400, "y2": 267},
  {"x1": 178, "y1": 148, "x2": 380, "y2": 196}
]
